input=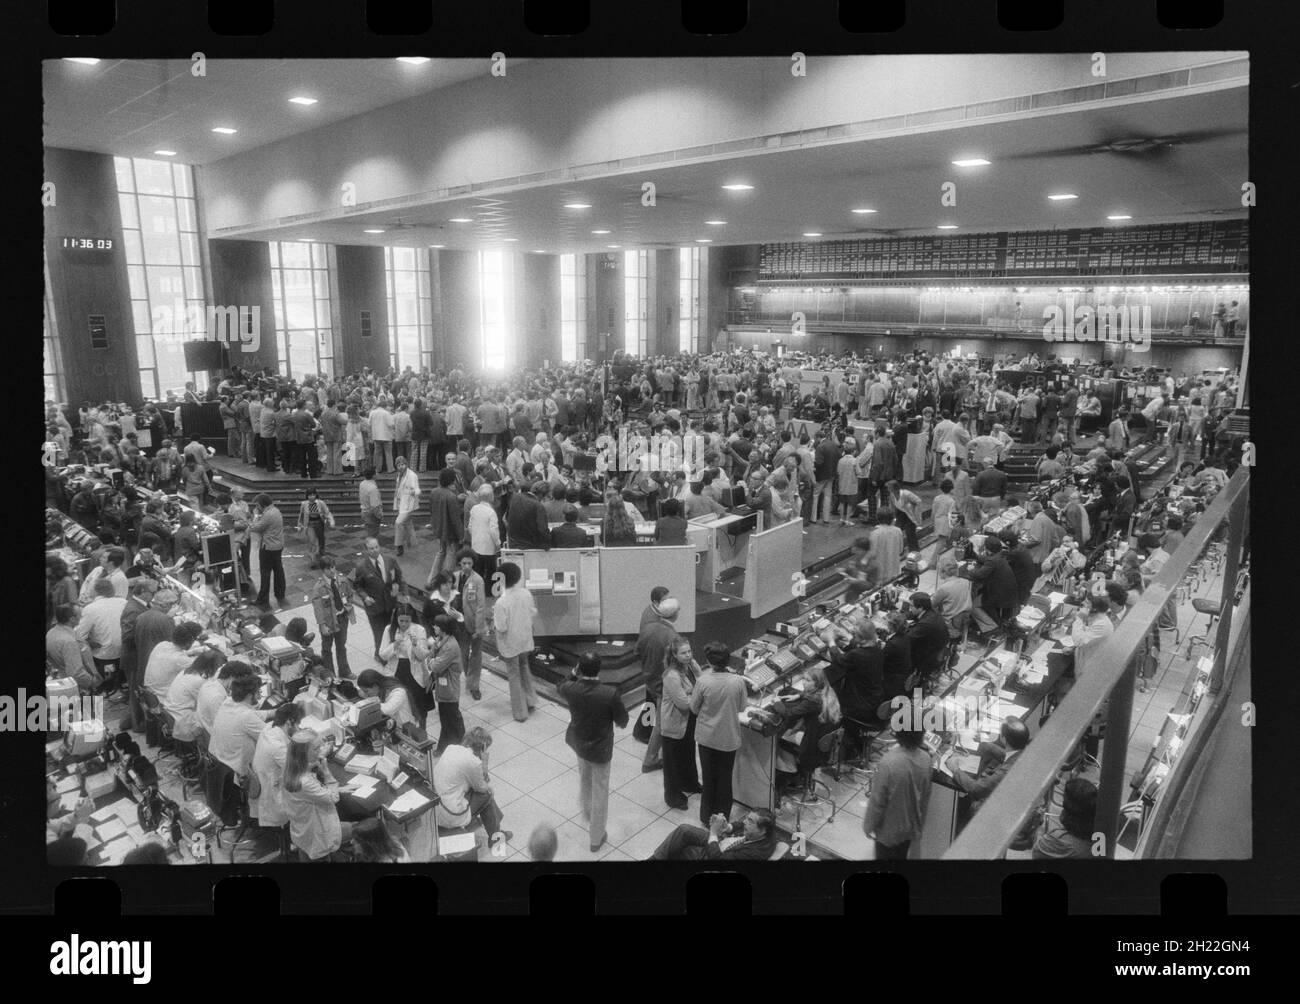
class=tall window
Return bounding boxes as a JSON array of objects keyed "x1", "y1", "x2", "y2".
[
  {"x1": 43, "y1": 257, "x2": 67, "y2": 404},
  {"x1": 478, "y1": 251, "x2": 510, "y2": 371},
  {"x1": 678, "y1": 246, "x2": 701, "y2": 352},
  {"x1": 559, "y1": 254, "x2": 587, "y2": 362},
  {"x1": 115, "y1": 156, "x2": 204, "y2": 400},
  {"x1": 385, "y1": 247, "x2": 432, "y2": 372},
  {"x1": 269, "y1": 242, "x2": 334, "y2": 381},
  {"x1": 623, "y1": 249, "x2": 648, "y2": 356}
]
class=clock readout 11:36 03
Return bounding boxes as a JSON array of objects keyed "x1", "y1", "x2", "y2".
[{"x1": 61, "y1": 236, "x2": 114, "y2": 251}]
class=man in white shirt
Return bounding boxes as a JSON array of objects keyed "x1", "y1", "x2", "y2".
[
  {"x1": 75, "y1": 579, "x2": 128, "y2": 688},
  {"x1": 78, "y1": 547, "x2": 129, "y2": 604},
  {"x1": 391, "y1": 455, "x2": 422, "y2": 557},
  {"x1": 491, "y1": 562, "x2": 539, "y2": 722},
  {"x1": 209, "y1": 674, "x2": 273, "y2": 779},
  {"x1": 143, "y1": 621, "x2": 204, "y2": 699},
  {"x1": 432, "y1": 727, "x2": 510, "y2": 842}
]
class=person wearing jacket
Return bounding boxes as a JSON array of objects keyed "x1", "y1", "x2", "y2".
[
  {"x1": 427, "y1": 615, "x2": 465, "y2": 753},
  {"x1": 659, "y1": 636, "x2": 703, "y2": 810},
  {"x1": 296, "y1": 488, "x2": 335, "y2": 567},
  {"x1": 452, "y1": 549, "x2": 488, "y2": 701},
  {"x1": 309, "y1": 555, "x2": 357, "y2": 678},
  {"x1": 772, "y1": 666, "x2": 842, "y2": 794},
  {"x1": 391, "y1": 455, "x2": 423, "y2": 558},
  {"x1": 558, "y1": 651, "x2": 630, "y2": 853},
  {"x1": 465, "y1": 485, "x2": 501, "y2": 585},
  {"x1": 963, "y1": 535, "x2": 1022, "y2": 636},
  {"x1": 281, "y1": 730, "x2": 361, "y2": 862},
  {"x1": 650, "y1": 807, "x2": 778, "y2": 862},
  {"x1": 491, "y1": 562, "x2": 540, "y2": 722},
  {"x1": 424, "y1": 467, "x2": 464, "y2": 575},
  {"x1": 866, "y1": 427, "x2": 897, "y2": 520},
  {"x1": 251, "y1": 703, "x2": 305, "y2": 827},
  {"x1": 378, "y1": 605, "x2": 431, "y2": 727},
  {"x1": 689, "y1": 642, "x2": 750, "y2": 827},
  {"x1": 507, "y1": 481, "x2": 553, "y2": 550}
]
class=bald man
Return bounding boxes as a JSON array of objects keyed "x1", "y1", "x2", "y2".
[{"x1": 948, "y1": 717, "x2": 1031, "y2": 811}]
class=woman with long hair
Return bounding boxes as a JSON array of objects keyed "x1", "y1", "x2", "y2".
[
  {"x1": 281, "y1": 730, "x2": 357, "y2": 862},
  {"x1": 378, "y1": 605, "x2": 431, "y2": 726},
  {"x1": 355, "y1": 668, "x2": 416, "y2": 731},
  {"x1": 659, "y1": 636, "x2": 704, "y2": 810},
  {"x1": 600, "y1": 489, "x2": 638, "y2": 547},
  {"x1": 774, "y1": 665, "x2": 843, "y2": 793},
  {"x1": 350, "y1": 816, "x2": 410, "y2": 863}
]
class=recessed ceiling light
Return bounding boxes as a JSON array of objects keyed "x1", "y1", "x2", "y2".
[
  {"x1": 1048, "y1": 193, "x2": 1078, "y2": 201},
  {"x1": 851, "y1": 208, "x2": 878, "y2": 214},
  {"x1": 705, "y1": 220, "x2": 727, "y2": 226},
  {"x1": 397, "y1": 57, "x2": 431, "y2": 65},
  {"x1": 1107, "y1": 214, "x2": 1133, "y2": 221},
  {"x1": 952, "y1": 158, "x2": 991, "y2": 167},
  {"x1": 607, "y1": 244, "x2": 621, "y2": 249},
  {"x1": 802, "y1": 232, "x2": 822, "y2": 237},
  {"x1": 364, "y1": 229, "x2": 385, "y2": 234},
  {"x1": 722, "y1": 184, "x2": 754, "y2": 191},
  {"x1": 503, "y1": 238, "x2": 518, "y2": 242},
  {"x1": 695, "y1": 238, "x2": 712, "y2": 243},
  {"x1": 429, "y1": 244, "x2": 446, "y2": 248},
  {"x1": 211, "y1": 127, "x2": 238, "y2": 135},
  {"x1": 591, "y1": 230, "x2": 611, "y2": 235},
  {"x1": 937, "y1": 224, "x2": 958, "y2": 230},
  {"x1": 153, "y1": 150, "x2": 177, "y2": 157},
  {"x1": 289, "y1": 96, "x2": 318, "y2": 106},
  {"x1": 532, "y1": 250, "x2": 547, "y2": 254},
  {"x1": 563, "y1": 203, "x2": 592, "y2": 209},
  {"x1": 449, "y1": 218, "x2": 472, "y2": 223},
  {"x1": 299, "y1": 237, "x2": 316, "y2": 242},
  {"x1": 62, "y1": 58, "x2": 101, "y2": 66}
]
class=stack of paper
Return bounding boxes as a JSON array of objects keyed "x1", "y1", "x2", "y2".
[
  {"x1": 54, "y1": 775, "x2": 80, "y2": 794},
  {"x1": 346, "y1": 754, "x2": 380, "y2": 775},
  {"x1": 94, "y1": 817, "x2": 128, "y2": 842},
  {"x1": 388, "y1": 790, "x2": 431, "y2": 815},
  {"x1": 347, "y1": 774, "x2": 380, "y2": 798}
]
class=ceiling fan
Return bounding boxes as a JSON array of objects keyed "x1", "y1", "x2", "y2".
[{"x1": 1006, "y1": 128, "x2": 1245, "y2": 161}]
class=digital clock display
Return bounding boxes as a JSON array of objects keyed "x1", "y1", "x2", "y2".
[{"x1": 61, "y1": 236, "x2": 115, "y2": 252}]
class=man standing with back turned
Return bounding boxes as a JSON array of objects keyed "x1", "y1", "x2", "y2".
[{"x1": 559, "y1": 652, "x2": 629, "y2": 854}]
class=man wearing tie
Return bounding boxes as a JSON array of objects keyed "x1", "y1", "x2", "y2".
[
  {"x1": 452, "y1": 548, "x2": 487, "y2": 702},
  {"x1": 351, "y1": 537, "x2": 404, "y2": 661}
]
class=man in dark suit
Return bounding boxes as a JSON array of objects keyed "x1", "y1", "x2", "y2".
[
  {"x1": 999, "y1": 530, "x2": 1039, "y2": 607},
  {"x1": 426, "y1": 468, "x2": 464, "y2": 579},
  {"x1": 904, "y1": 592, "x2": 950, "y2": 683},
  {"x1": 962, "y1": 535, "x2": 1021, "y2": 637},
  {"x1": 949, "y1": 717, "x2": 1030, "y2": 811},
  {"x1": 653, "y1": 497, "x2": 688, "y2": 545},
  {"x1": 866, "y1": 427, "x2": 897, "y2": 521},
  {"x1": 552, "y1": 505, "x2": 592, "y2": 548},
  {"x1": 558, "y1": 653, "x2": 629, "y2": 853},
  {"x1": 506, "y1": 481, "x2": 552, "y2": 550},
  {"x1": 650, "y1": 808, "x2": 779, "y2": 861},
  {"x1": 350, "y1": 536, "x2": 404, "y2": 659}
]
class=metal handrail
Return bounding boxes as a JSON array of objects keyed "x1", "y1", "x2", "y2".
[{"x1": 944, "y1": 465, "x2": 1250, "y2": 859}]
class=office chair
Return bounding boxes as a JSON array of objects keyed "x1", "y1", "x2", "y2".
[
  {"x1": 832, "y1": 716, "x2": 879, "y2": 784},
  {"x1": 789, "y1": 728, "x2": 844, "y2": 824},
  {"x1": 1115, "y1": 798, "x2": 1149, "y2": 855},
  {"x1": 1183, "y1": 596, "x2": 1223, "y2": 661}
]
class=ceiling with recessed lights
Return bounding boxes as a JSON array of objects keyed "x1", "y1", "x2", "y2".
[
  {"x1": 45, "y1": 56, "x2": 1247, "y2": 254},
  {"x1": 43, "y1": 58, "x2": 505, "y2": 164}
]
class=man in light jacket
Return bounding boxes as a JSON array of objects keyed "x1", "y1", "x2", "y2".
[
  {"x1": 491, "y1": 562, "x2": 540, "y2": 722},
  {"x1": 689, "y1": 642, "x2": 750, "y2": 827},
  {"x1": 370, "y1": 399, "x2": 395, "y2": 473},
  {"x1": 453, "y1": 548, "x2": 488, "y2": 701},
  {"x1": 391, "y1": 455, "x2": 422, "y2": 557}
]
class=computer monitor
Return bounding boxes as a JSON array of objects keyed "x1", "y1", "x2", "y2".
[{"x1": 720, "y1": 484, "x2": 746, "y2": 509}]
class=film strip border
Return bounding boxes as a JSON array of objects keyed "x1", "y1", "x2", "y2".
[
  {"x1": 40, "y1": 0, "x2": 1231, "y2": 47},
  {"x1": 17, "y1": 0, "x2": 1290, "y2": 916}
]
